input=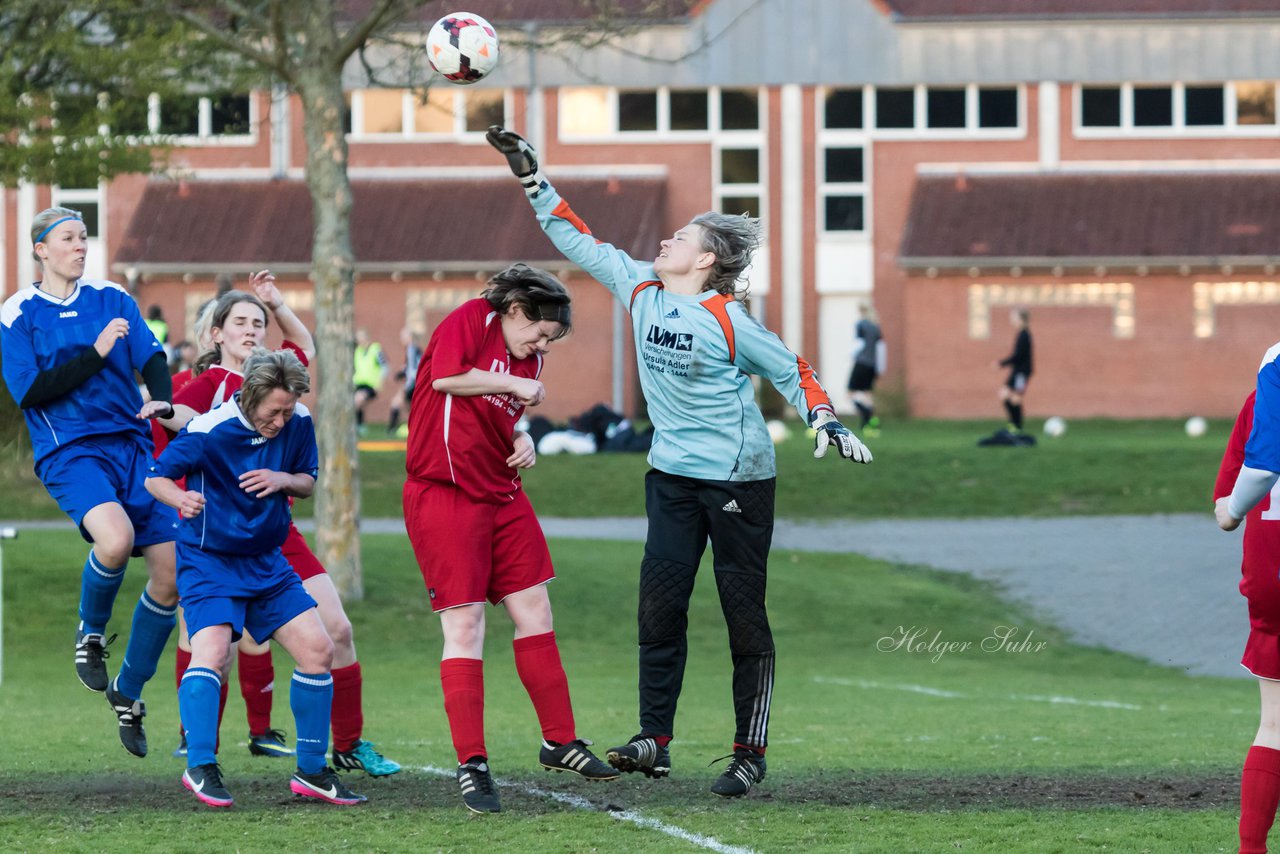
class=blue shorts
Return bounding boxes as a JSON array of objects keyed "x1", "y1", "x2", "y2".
[
  {"x1": 37, "y1": 433, "x2": 179, "y2": 553},
  {"x1": 176, "y1": 543, "x2": 317, "y2": 643}
]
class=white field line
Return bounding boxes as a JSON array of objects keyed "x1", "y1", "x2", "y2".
[
  {"x1": 814, "y1": 676, "x2": 1141, "y2": 710},
  {"x1": 421, "y1": 766, "x2": 758, "y2": 854}
]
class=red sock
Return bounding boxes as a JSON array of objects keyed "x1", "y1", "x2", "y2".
[
  {"x1": 238, "y1": 647, "x2": 275, "y2": 735},
  {"x1": 441, "y1": 658, "x2": 486, "y2": 763},
  {"x1": 175, "y1": 647, "x2": 192, "y2": 736},
  {"x1": 513, "y1": 632, "x2": 575, "y2": 745},
  {"x1": 1242, "y1": 745, "x2": 1280, "y2": 854},
  {"x1": 216, "y1": 679, "x2": 229, "y2": 753},
  {"x1": 331, "y1": 662, "x2": 364, "y2": 754},
  {"x1": 733, "y1": 742, "x2": 766, "y2": 756},
  {"x1": 654, "y1": 735, "x2": 673, "y2": 747}
]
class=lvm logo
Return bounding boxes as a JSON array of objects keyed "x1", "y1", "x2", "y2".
[{"x1": 645, "y1": 325, "x2": 693, "y2": 352}]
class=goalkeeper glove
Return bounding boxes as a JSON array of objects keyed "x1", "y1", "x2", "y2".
[
  {"x1": 486, "y1": 125, "x2": 546, "y2": 197},
  {"x1": 812, "y1": 409, "x2": 872, "y2": 463}
]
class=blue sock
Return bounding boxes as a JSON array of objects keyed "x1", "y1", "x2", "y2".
[
  {"x1": 78, "y1": 551, "x2": 126, "y2": 636},
  {"x1": 290, "y1": 670, "x2": 333, "y2": 775},
  {"x1": 179, "y1": 667, "x2": 222, "y2": 768},
  {"x1": 114, "y1": 591, "x2": 178, "y2": 700}
]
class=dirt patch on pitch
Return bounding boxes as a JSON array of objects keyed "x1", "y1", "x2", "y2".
[{"x1": 0, "y1": 770, "x2": 1239, "y2": 813}]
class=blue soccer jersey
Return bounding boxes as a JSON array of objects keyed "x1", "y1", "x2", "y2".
[
  {"x1": 1, "y1": 279, "x2": 163, "y2": 465},
  {"x1": 150, "y1": 395, "x2": 318, "y2": 555},
  {"x1": 1246, "y1": 341, "x2": 1280, "y2": 474},
  {"x1": 528, "y1": 182, "x2": 835, "y2": 481}
]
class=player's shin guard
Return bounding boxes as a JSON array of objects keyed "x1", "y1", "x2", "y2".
[
  {"x1": 114, "y1": 591, "x2": 177, "y2": 700},
  {"x1": 79, "y1": 551, "x2": 126, "y2": 636},
  {"x1": 179, "y1": 667, "x2": 222, "y2": 767},
  {"x1": 330, "y1": 662, "x2": 364, "y2": 754},
  {"x1": 716, "y1": 571, "x2": 775, "y2": 750},
  {"x1": 238, "y1": 646, "x2": 275, "y2": 735},
  {"x1": 637, "y1": 558, "x2": 697, "y2": 739},
  {"x1": 290, "y1": 670, "x2": 333, "y2": 775},
  {"x1": 513, "y1": 632, "x2": 575, "y2": 745},
  {"x1": 1241, "y1": 745, "x2": 1280, "y2": 854},
  {"x1": 441, "y1": 658, "x2": 486, "y2": 763}
]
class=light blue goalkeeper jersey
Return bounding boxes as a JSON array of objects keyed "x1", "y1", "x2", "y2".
[{"x1": 530, "y1": 182, "x2": 835, "y2": 482}]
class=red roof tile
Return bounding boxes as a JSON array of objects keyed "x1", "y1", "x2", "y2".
[
  {"x1": 898, "y1": 171, "x2": 1280, "y2": 268},
  {"x1": 113, "y1": 176, "x2": 665, "y2": 273},
  {"x1": 880, "y1": 0, "x2": 1280, "y2": 19}
]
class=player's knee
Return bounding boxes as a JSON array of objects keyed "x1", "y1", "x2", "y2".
[
  {"x1": 298, "y1": 635, "x2": 335, "y2": 672},
  {"x1": 325, "y1": 613, "x2": 354, "y2": 652},
  {"x1": 92, "y1": 534, "x2": 132, "y2": 567}
]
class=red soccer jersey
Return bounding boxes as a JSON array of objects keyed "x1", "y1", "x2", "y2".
[
  {"x1": 406, "y1": 299, "x2": 543, "y2": 504},
  {"x1": 1214, "y1": 391, "x2": 1280, "y2": 602}
]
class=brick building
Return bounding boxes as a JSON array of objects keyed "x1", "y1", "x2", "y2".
[{"x1": 3, "y1": 0, "x2": 1280, "y2": 420}]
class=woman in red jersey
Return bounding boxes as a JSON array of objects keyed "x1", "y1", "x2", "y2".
[{"x1": 403, "y1": 263, "x2": 617, "y2": 814}]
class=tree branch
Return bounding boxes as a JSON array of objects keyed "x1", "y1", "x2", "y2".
[
  {"x1": 161, "y1": 4, "x2": 287, "y2": 78},
  {"x1": 335, "y1": 0, "x2": 430, "y2": 64}
]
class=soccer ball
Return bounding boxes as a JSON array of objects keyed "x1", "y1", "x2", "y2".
[
  {"x1": 425, "y1": 12, "x2": 499, "y2": 84},
  {"x1": 1185, "y1": 416, "x2": 1207, "y2": 438},
  {"x1": 766, "y1": 419, "x2": 790, "y2": 444},
  {"x1": 1043, "y1": 416, "x2": 1067, "y2": 438}
]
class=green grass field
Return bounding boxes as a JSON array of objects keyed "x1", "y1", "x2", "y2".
[
  {"x1": 0, "y1": 417, "x2": 1232, "y2": 521},
  {"x1": 0, "y1": 530, "x2": 1251, "y2": 852}
]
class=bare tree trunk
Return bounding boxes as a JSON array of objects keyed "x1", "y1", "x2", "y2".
[{"x1": 295, "y1": 21, "x2": 362, "y2": 600}]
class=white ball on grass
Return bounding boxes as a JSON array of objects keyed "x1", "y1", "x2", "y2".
[
  {"x1": 1185, "y1": 416, "x2": 1207, "y2": 438},
  {"x1": 1043, "y1": 416, "x2": 1067, "y2": 438},
  {"x1": 766, "y1": 419, "x2": 790, "y2": 444}
]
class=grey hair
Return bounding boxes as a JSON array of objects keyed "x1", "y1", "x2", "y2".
[
  {"x1": 689, "y1": 210, "x2": 762, "y2": 297},
  {"x1": 30, "y1": 206, "x2": 84, "y2": 262},
  {"x1": 240, "y1": 348, "x2": 310, "y2": 418}
]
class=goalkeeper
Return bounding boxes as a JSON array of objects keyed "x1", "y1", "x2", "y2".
[{"x1": 487, "y1": 126, "x2": 872, "y2": 799}]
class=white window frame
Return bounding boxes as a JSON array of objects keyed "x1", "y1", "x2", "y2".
[
  {"x1": 558, "y1": 86, "x2": 762, "y2": 143},
  {"x1": 868, "y1": 84, "x2": 1026, "y2": 140},
  {"x1": 817, "y1": 88, "x2": 872, "y2": 237},
  {"x1": 1073, "y1": 81, "x2": 1280, "y2": 138},
  {"x1": 147, "y1": 92, "x2": 257, "y2": 147},
  {"x1": 347, "y1": 88, "x2": 509, "y2": 142}
]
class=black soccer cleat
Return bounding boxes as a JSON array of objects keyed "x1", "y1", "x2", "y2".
[
  {"x1": 74, "y1": 629, "x2": 115, "y2": 692},
  {"x1": 456, "y1": 758, "x2": 501, "y2": 813},
  {"x1": 105, "y1": 678, "x2": 148, "y2": 757},
  {"x1": 248, "y1": 728, "x2": 294, "y2": 758},
  {"x1": 289, "y1": 766, "x2": 367, "y2": 805},
  {"x1": 183, "y1": 762, "x2": 234, "y2": 808},
  {"x1": 605, "y1": 734, "x2": 671, "y2": 779},
  {"x1": 709, "y1": 748, "x2": 767, "y2": 798},
  {"x1": 539, "y1": 739, "x2": 619, "y2": 780}
]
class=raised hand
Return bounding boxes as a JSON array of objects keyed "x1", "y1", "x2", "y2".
[{"x1": 486, "y1": 125, "x2": 545, "y2": 197}]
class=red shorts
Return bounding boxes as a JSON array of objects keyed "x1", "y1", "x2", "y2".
[
  {"x1": 1242, "y1": 565, "x2": 1280, "y2": 680},
  {"x1": 403, "y1": 479, "x2": 554, "y2": 612},
  {"x1": 282, "y1": 523, "x2": 327, "y2": 582}
]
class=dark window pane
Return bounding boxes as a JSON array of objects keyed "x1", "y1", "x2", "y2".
[
  {"x1": 875, "y1": 88, "x2": 914, "y2": 129},
  {"x1": 1081, "y1": 87, "x2": 1121, "y2": 126},
  {"x1": 720, "y1": 148, "x2": 759, "y2": 184},
  {"x1": 824, "y1": 88, "x2": 863, "y2": 129},
  {"x1": 927, "y1": 88, "x2": 966, "y2": 128},
  {"x1": 1133, "y1": 86, "x2": 1173, "y2": 126},
  {"x1": 111, "y1": 98, "x2": 150, "y2": 136},
  {"x1": 825, "y1": 195, "x2": 864, "y2": 231},
  {"x1": 824, "y1": 147, "x2": 863, "y2": 183},
  {"x1": 69, "y1": 202, "x2": 100, "y2": 238},
  {"x1": 978, "y1": 87, "x2": 1018, "y2": 128},
  {"x1": 464, "y1": 90, "x2": 504, "y2": 132},
  {"x1": 618, "y1": 90, "x2": 657, "y2": 131},
  {"x1": 719, "y1": 195, "x2": 760, "y2": 218},
  {"x1": 720, "y1": 89, "x2": 758, "y2": 130},
  {"x1": 670, "y1": 89, "x2": 708, "y2": 130},
  {"x1": 1184, "y1": 85, "x2": 1225, "y2": 126},
  {"x1": 159, "y1": 94, "x2": 200, "y2": 135},
  {"x1": 211, "y1": 93, "x2": 250, "y2": 135}
]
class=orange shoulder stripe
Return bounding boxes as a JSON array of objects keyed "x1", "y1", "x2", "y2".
[
  {"x1": 630, "y1": 280, "x2": 662, "y2": 312},
  {"x1": 795, "y1": 355, "x2": 832, "y2": 413},
  {"x1": 701, "y1": 294, "x2": 737, "y2": 363},
  {"x1": 552, "y1": 199, "x2": 592, "y2": 236}
]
